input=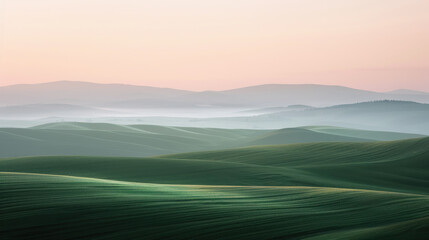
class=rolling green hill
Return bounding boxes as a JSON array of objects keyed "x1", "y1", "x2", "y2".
[
  {"x1": 303, "y1": 126, "x2": 427, "y2": 141},
  {"x1": 0, "y1": 122, "x2": 267, "y2": 157},
  {"x1": 2, "y1": 137, "x2": 427, "y2": 194},
  {"x1": 163, "y1": 137, "x2": 429, "y2": 194},
  {"x1": 248, "y1": 127, "x2": 372, "y2": 145},
  {"x1": 1, "y1": 137, "x2": 429, "y2": 239},
  {"x1": 2, "y1": 172, "x2": 429, "y2": 240},
  {"x1": 1, "y1": 126, "x2": 428, "y2": 239},
  {"x1": 0, "y1": 122, "x2": 423, "y2": 158},
  {"x1": 0, "y1": 138, "x2": 429, "y2": 239}
]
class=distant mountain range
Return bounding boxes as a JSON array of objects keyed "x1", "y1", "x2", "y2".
[
  {"x1": 0, "y1": 100, "x2": 428, "y2": 134},
  {"x1": 191, "y1": 100, "x2": 429, "y2": 134},
  {"x1": 1, "y1": 81, "x2": 428, "y2": 134},
  {"x1": 74, "y1": 100, "x2": 427, "y2": 134},
  {"x1": 1, "y1": 81, "x2": 429, "y2": 109},
  {"x1": 0, "y1": 81, "x2": 190, "y2": 107},
  {"x1": 387, "y1": 89, "x2": 429, "y2": 95}
]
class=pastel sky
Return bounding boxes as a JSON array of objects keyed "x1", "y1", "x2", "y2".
[{"x1": 0, "y1": 0, "x2": 428, "y2": 91}]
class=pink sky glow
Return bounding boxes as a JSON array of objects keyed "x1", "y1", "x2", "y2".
[{"x1": 0, "y1": 0, "x2": 428, "y2": 91}]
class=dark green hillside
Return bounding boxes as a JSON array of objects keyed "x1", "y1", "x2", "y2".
[
  {"x1": 0, "y1": 155, "x2": 312, "y2": 186},
  {"x1": 2, "y1": 138, "x2": 428, "y2": 194},
  {"x1": 163, "y1": 137, "x2": 429, "y2": 167},
  {"x1": 2, "y1": 136, "x2": 428, "y2": 239},
  {"x1": 1, "y1": 172, "x2": 429, "y2": 240},
  {"x1": 161, "y1": 137, "x2": 429, "y2": 194}
]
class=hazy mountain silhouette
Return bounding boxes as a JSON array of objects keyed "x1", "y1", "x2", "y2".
[
  {"x1": 216, "y1": 100, "x2": 429, "y2": 134},
  {"x1": 1, "y1": 81, "x2": 429, "y2": 109},
  {"x1": 0, "y1": 81, "x2": 190, "y2": 106},
  {"x1": 101, "y1": 101, "x2": 428, "y2": 134},
  {"x1": 386, "y1": 89, "x2": 429, "y2": 95}
]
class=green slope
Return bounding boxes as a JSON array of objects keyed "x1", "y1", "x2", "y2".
[
  {"x1": 163, "y1": 137, "x2": 429, "y2": 194},
  {"x1": 248, "y1": 127, "x2": 373, "y2": 145},
  {"x1": 2, "y1": 137, "x2": 428, "y2": 239},
  {"x1": 0, "y1": 155, "x2": 312, "y2": 186},
  {"x1": 0, "y1": 122, "x2": 268, "y2": 157},
  {"x1": 1, "y1": 172, "x2": 429, "y2": 240},
  {"x1": 0, "y1": 122, "x2": 423, "y2": 158},
  {"x1": 162, "y1": 137, "x2": 429, "y2": 168},
  {"x1": 1, "y1": 137, "x2": 428, "y2": 194},
  {"x1": 304, "y1": 126, "x2": 425, "y2": 141}
]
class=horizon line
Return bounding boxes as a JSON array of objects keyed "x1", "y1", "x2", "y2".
[{"x1": 1, "y1": 80, "x2": 427, "y2": 94}]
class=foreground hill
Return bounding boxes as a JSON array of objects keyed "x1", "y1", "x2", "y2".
[
  {"x1": 2, "y1": 172, "x2": 428, "y2": 240},
  {"x1": 1, "y1": 137, "x2": 429, "y2": 239},
  {"x1": 0, "y1": 122, "x2": 423, "y2": 158}
]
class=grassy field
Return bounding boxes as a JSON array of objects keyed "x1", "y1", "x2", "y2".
[
  {"x1": 1, "y1": 137, "x2": 428, "y2": 239},
  {"x1": 0, "y1": 122, "x2": 423, "y2": 158}
]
